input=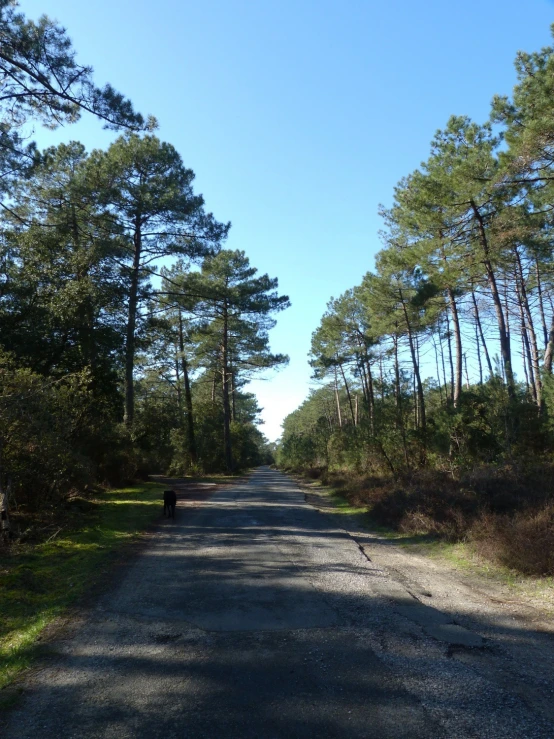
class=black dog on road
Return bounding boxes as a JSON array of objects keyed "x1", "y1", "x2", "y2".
[{"x1": 163, "y1": 489, "x2": 177, "y2": 518}]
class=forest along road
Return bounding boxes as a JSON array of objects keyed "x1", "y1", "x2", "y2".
[{"x1": 3, "y1": 468, "x2": 554, "y2": 738}]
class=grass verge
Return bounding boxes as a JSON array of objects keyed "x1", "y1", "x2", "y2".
[{"x1": 0, "y1": 482, "x2": 165, "y2": 697}]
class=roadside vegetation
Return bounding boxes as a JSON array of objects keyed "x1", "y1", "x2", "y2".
[
  {"x1": 278, "y1": 28, "x2": 554, "y2": 579},
  {"x1": 0, "y1": 2, "x2": 278, "y2": 692},
  {"x1": 0, "y1": 470, "x2": 242, "y2": 697},
  {"x1": 296, "y1": 472, "x2": 554, "y2": 612},
  {"x1": 293, "y1": 467, "x2": 554, "y2": 578},
  {"x1": 0, "y1": 482, "x2": 164, "y2": 694},
  {"x1": 0, "y1": 2, "x2": 284, "y2": 546}
]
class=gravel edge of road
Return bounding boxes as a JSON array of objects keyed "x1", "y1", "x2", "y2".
[{"x1": 292, "y1": 474, "x2": 554, "y2": 627}]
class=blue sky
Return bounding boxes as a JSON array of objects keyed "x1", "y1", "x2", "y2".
[{"x1": 20, "y1": 0, "x2": 554, "y2": 439}]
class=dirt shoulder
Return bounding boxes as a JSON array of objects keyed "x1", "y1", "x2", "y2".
[
  {"x1": 297, "y1": 476, "x2": 554, "y2": 725},
  {"x1": 301, "y1": 478, "x2": 554, "y2": 628}
]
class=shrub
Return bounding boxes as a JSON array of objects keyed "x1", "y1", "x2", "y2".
[
  {"x1": 0, "y1": 351, "x2": 132, "y2": 509},
  {"x1": 471, "y1": 506, "x2": 554, "y2": 576}
]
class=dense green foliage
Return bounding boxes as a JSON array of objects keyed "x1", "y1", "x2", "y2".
[
  {"x1": 0, "y1": 3, "x2": 286, "y2": 527},
  {"x1": 278, "y1": 29, "x2": 554, "y2": 574}
]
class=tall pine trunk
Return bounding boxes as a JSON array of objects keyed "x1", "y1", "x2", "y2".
[
  {"x1": 432, "y1": 334, "x2": 444, "y2": 404},
  {"x1": 445, "y1": 311, "x2": 455, "y2": 404},
  {"x1": 470, "y1": 200, "x2": 514, "y2": 395},
  {"x1": 447, "y1": 287, "x2": 462, "y2": 406},
  {"x1": 439, "y1": 237, "x2": 462, "y2": 405},
  {"x1": 399, "y1": 292, "x2": 426, "y2": 433},
  {"x1": 471, "y1": 289, "x2": 493, "y2": 378},
  {"x1": 515, "y1": 274, "x2": 535, "y2": 399},
  {"x1": 334, "y1": 367, "x2": 342, "y2": 428},
  {"x1": 221, "y1": 302, "x2": 233, "y2": 471},
  {"x1": 178, "y1": 308, "x2": 197, "y2": 465},
  {"x1": 535, "y1": 257, "x2": 548, "y2": 350},
  {"x1": 124, "y1": 221, "x2": 141, "y2": 427},
  {"x1": 339, "y1": 361, "x2": 356, "y2": 425},
  {"x1": 365, "y1": 354, "x2": 375, "y2": 434},
  {"x1": 393, "y1": 332, "x2": 410, "y2": 467},
  {"x1": 231, "y1": 368, "x2": 236, "y2": 422},
  {"x1": 514, "y1": 249, "x2": 541, "y2": 408},
  {"x1": 357, "y1": 356, "x2": 370, "y2": 407},
  {"x1": 543, "y1": 312, "x2": 554, "y2": 373},
  {"x1": 175, "y1": 355, "x2": 183, "y2": 414},
  {"x1": 439, "y1": 317, "x2": 448, "y2": 393},
  {"x1": 475, "y1": 321, "x2": 483, "y2": 384}
]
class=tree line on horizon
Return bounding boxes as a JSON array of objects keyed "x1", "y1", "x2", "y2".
[
  {"x1": 279, "y1": 27, "x2": 554, "y2": 479},
  {"x1": 0, "y1": 1, "x2": 288, "y2": 521}
]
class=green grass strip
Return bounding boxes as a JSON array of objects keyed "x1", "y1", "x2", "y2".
[{"x1": 0, "y1": 482, "x2": 165, "y2": 692}]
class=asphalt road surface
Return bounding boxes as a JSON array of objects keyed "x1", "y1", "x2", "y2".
[{"x1": 3, "y1": 467, "x2": 553, "y2": 738}]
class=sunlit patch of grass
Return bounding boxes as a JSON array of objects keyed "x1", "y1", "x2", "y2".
[
  {"x1": 311, "y1": 486, "x2": 377, "y2": 529},
  {"x1": 328, "y1": 492, "x2": 368, "y2": 515},
  {"x1": 0, "y1": 482, "x2": 165, "y2": 691}
]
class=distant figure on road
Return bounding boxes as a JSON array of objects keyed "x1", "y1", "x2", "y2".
[{"x1": 163, "y1": 489, "x2": 177, "y2": 518}]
